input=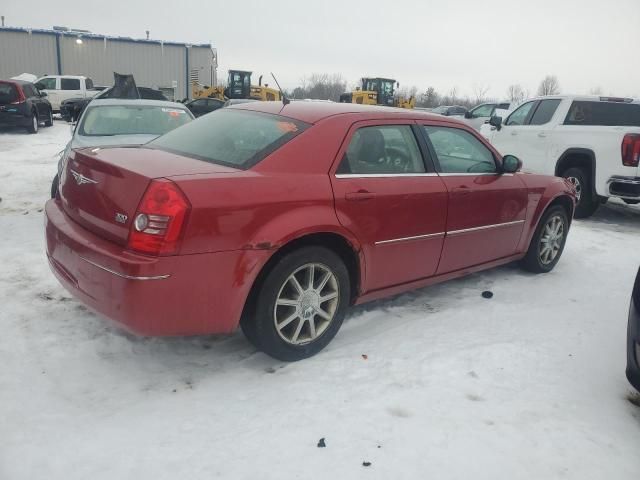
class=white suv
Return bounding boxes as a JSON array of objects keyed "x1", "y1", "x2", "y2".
[
  {"x1": 34, "y1": 75, "x2": 99, "y2": 112},
  {"x1": 484, "y1": 95, "x2": 640, "y2": 217}
]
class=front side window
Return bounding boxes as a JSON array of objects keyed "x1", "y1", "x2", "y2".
[
  {"x1": 36, "y1": 77, "x2": 57, "y2": 90},
  {"x1": 424, "y1": 126, "x2": 496, "y2": 174},
  {"x1": 149, "y1": 109, "x2": 308, "y2": 169},
  {"x1": 337, "y1": 125, "x2": 425, "y2": 175},
  {"x1": 470, "y1": 104, "x2": 495, "y2": 118},
  {"x1": 61, "y1": 78, "x2": 81, "y2": 90},
  {"x1": 564, "y1": 101, "x2": 640, "y2": 127},
  {"x1": 79, "y1": 105, "x2": 192, "y2": 137},
  {"x1": 505, "y1": 101, "x2": 536, "y2": 126},
  {"x1": 529, "y1": 99, "x2": 561, "y2": 125}
]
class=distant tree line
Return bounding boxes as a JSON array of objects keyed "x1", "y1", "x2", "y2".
[{"x1": 284, "y1": 73, "x2": 615, "y2": 108}]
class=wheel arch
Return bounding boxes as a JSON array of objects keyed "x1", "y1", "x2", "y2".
[
  {"x1": 239, "y1": 230, "x2": 363, "y2": 329},
  {"x1": 555, "y1": 148, "x2": 597, "y2": 195}
]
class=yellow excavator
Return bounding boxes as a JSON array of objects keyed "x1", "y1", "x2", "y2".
[
  {"x1": 339, "y1": 77, "x2": 415, "y2": 109},
  {"x1": 192, "y1": 70, "x2": 282, "y2": 102}
]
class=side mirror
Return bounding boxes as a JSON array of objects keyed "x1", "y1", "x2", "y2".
[
  {"x1": 489, "y1": 115, "x2": 503, "y2": 130},
  {"x1": 502, "y1": 155, "x2": 522, "y2": 173},
  {"x1": 464, "y1": 111, "x2": 472, "y2": 119}
]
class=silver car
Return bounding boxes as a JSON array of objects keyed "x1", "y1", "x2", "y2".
[{"x1": 51, "y1": 98, "x2": 194, "y2": 197}]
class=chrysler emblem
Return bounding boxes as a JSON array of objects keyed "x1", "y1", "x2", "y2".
[{"x1": 70, "y1": 169, "x2": 98, "y2": 185}]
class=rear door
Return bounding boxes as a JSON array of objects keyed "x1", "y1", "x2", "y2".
[
  {"x1": 330, "y1": 120, "x2": 448, "y2": 292},
  {"x1": 420, "y1": 123, "x2": 528, "y2": 274},
  {"x1": 59, "y1": 78, "x2": 83, "y2": 106}
]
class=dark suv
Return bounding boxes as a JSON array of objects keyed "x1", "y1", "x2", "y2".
[{"x1": 0, "y1": 80, "x2": 53, "y2": 133}]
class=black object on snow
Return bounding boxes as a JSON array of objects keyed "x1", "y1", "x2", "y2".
[
  {"x1": 362, "y1": 461, "x2": 372, "y2": 467},
  {"x1": 482, "y1": 290, "x2": 494, "y2": 299},
  {"x1": 317, "y1": 438, "x2": 326, "y2": 448}
]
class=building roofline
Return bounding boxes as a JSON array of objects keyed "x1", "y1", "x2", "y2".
[{"x1": 0, "y1": 26, "x2": 212, "y2": 49}]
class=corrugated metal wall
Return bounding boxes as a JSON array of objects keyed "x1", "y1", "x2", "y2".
[
  {"x1": 0, "y1": 30, "x2": 58, "y2": 78},
  {"x1": 0, "y1": 29, "x2": 215, "y2": 99}
]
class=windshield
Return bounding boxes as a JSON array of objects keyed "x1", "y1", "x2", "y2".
[
  {"x1": 380, "y1": 80, "x2": 395, "y2": 95},
  {"x1": 148, "y1": 109, "x2": 309, "y2": 169},
  {"x1": 78, "y1": 105, "x2": 192, "y2": 137},
  {"x1": 432, "y1": 106, "x2": 448, "y2": 114}
]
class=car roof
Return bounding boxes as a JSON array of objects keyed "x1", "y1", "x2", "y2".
[
  {"x1": 524, "y1": 94, "x2": 637, "y2": 103},
  {"x1": 86, "y1": 98, "x2": 190, "y2": 109},
  {"x1": 230, "y1": 101, "x2": 458, "y2": 124}
]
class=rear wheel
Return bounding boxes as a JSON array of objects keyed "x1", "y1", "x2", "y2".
[
  {"x1": 522, "y1": 205, "x2": 569, "y2": 273},
  {"x1": 44, "y1": 108, "x2": 53, "y2": 127},
  {"x1": 562, "y1": 167, "x2": 598, "y2": 218},
  {"x1": 26, "y1": 112, "x2": 38, "y2": 134},
  {"x1": 241, "y1": 246, "x2": 350, "y2": 361}
]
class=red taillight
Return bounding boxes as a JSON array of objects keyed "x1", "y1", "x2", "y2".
[
  {"x1": 127, "y1": 179, "x2": 191, "y2": 255},
  {"x1": 8, "y1": 84, "x2": 26, "y2": 105},
  {"x1": 622, "y1": 134, "x2": 640, "y2": 167}
]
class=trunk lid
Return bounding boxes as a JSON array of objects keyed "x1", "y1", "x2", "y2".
[{"x1": 60, "y1": 146, "x2": 239, "y2": 245}]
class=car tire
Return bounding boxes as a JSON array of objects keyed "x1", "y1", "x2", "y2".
[
  {"x1": 44, "y1": 108, "x2": 53, "y2": 127},
  {"x1": 521, "y1": 205, "x2": 569, "y2": 273},
  {"x1": 50, "y1": 174, "x2": 59, "y2": 199},
  {"x1": 27, "y1": 112, "x2": 38, "y2": 134},
  {"x1": 241, "y1": 246, "x2": 350, "y2": 361},
  {"x1": 562, "y1": 167, "x2": 598, "y2": 218}
]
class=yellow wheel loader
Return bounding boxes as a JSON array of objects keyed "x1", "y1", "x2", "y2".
[
  {"x1": 339, "y1": 77, "x2": 415, "y2": 109},
  {"x1": 192, "y1": 70, "x2": 282, "y2": 102}
]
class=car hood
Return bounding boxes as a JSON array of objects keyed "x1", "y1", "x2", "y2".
[{"x1": 71, "y1": 134, "x2": 159, "y2": 149}]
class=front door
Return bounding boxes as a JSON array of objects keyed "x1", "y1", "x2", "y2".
[
  {"x1": 420, "y1": 124, "x2": 528, "y2": 274},
  {"x1": 331, "y1": 121, "x2": 449, "y2": 292}
]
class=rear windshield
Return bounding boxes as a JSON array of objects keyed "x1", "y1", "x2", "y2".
[
  {"x1": 148, "y1": 109, "x2": 309, "y2": 169},
  {"x1": 564, "y1": 101, "x2": 640, "y2": 126},
  {"x1": 79, "y1": 105, "x2": 192, "y2": 136},
  {"x1": 0, "y1": 82, "x2": 19, "y2": 105}
]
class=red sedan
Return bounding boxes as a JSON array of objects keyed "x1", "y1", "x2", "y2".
[{"x1": 45, "y1": 101, "x2": 575, "y2": 360}]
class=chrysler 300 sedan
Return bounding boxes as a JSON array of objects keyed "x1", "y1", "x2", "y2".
[{"x1": 45, "y1": 102, "x2": 575, "y2": 360}]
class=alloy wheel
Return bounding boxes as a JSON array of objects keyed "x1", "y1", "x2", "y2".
[
  {"x1": 539, "y1": 215, "x2": 565, "y2": 265},
  {"x1": 273, "y1": 263, "x2": 339, "y2": 345},
  {"x1": 566, "y1": 176, "x2": 581, "y2": 201}
]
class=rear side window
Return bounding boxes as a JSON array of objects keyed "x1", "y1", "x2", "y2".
[
  {"x1": 0, "y1": 82, "x2": 19, "y2": 104},
  {"x1": 61, "y1": 78, "x2": 81, "y2": 90},
  {"x1": 149, "y1": 109, "x2": 309, "y2": 169},
  {"x1": 530, "y1": 99, "x2": 561, "y2": 125},
  {"x1": 424, "y1": 126, "x2": 496, "y2": 174},
  {"x1": 337, "y1": 125, "x2": 425, "y2": 174},
  {"x1": 564, "y1": 101, "x2": 640, "y2": 127}
]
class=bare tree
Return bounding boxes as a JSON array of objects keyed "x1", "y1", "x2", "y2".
[
  {"x1": 506, "y1": 84, "x2": 526, "y2": 104},
  {"x1": 290, "y1": 73, "x2": 347, "y2": 101},
  {"x1": 472, "y1": 84, "x2": 490, "y2": 104},
  {"x1": 419, "y1": 86, "x2": 440, "y2": 108},
  {"x1": 537, "y1": 75, "x2": 560, "y2": 96}
]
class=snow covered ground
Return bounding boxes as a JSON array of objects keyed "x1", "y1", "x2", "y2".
[{"x1": 1, "y1": 123, "x2": 639, "y2": 479}]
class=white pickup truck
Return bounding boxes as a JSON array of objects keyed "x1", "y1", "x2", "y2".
[
  {"x1": 34, "y1": 75, "x2": 100, "y2": 112},
  {"x1": 484, "y1": 95, "x2": 640, "y2": 217}
]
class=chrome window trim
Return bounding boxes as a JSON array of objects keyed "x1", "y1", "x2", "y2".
[
  {"x1": 335, "y1": 173, "x2": 439, "y2": 178},
  {"x1": 447, "y1": 220, "x2": 525, "y2": 236},
  {"x1": 79, "y1": 256, "x2": 170, "y2": 280},
  {"x1": 437, "y1": 172, "x2": 499, "y2": 177},
  {"x1": 375, "y1": 232, "x2": 445, "y2": 245}
]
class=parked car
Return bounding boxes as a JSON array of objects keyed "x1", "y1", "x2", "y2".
[
  {"x1": 60, "y1": 87, "x2": 167, "y2": 123},
  {"x1": 45, "y1": 102, "x2": 575, "y2": 361},
  {"x1": 463, "y1": 102, "x2": 511, "y2": 130},
  {"x1": 50, "y1": 98, "x2": 194, "y2": 197},
  {"x1": 431, "y1": 105, "x2": 468, "y2": 117},
  {"x1": 484, "y1": 95, "x2": 640, "y2": 217},
  {"x1": 628, "y1": 267, "x2": 640, "y2": 392},
  {"x1": 0, "y1": 79, "x2": 53, "y2": 133},
  {"x1": 223, "y1": 98, "x2": 259, "y2": 107},
  {"x1": 35, "y1": 75, "x2": 100, "y2": 112},
  {"x1": 184, "y1": 97, "x2": 225, "y2": 117}
]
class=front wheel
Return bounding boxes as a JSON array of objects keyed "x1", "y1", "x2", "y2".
[
  {"x1": 562, "y1": 167, "x2": 598, "y2": 218},
  {"x1": 241, "y1": 246, "x2": 350, "y2": 361},
  {"x1": 521, "y1": 205, "x2": 569, "y2": 273},
  {"x1": 50, "y1": 174, "x2": 59, "y2": 199}
]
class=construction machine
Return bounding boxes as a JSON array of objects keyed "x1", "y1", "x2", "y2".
[
  {"x1": 192, "y1": 70, "x2": 282, "y2": 102},
  {"x1": 339, "y1": 77, "x2": 415, "y2": 109}
]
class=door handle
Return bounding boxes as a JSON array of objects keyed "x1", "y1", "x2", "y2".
[
  {"x1": 345, "y1": 190, "x2": 376, "y2": 201},
  {"x1": 451, "y1": 186, "x2": 471, "y2": 197},
  {"x1": 538, "y1": 132, "x2": 547, "y2": 138}
]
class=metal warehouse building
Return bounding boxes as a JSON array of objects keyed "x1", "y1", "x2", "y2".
[{"x1": 0, "y1": 26, "x2": 217, "y2": 100}]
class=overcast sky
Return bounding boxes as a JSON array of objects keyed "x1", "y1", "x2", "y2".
[{"x1": 3, "y1": 0, "x2": 639, "y2": 98}]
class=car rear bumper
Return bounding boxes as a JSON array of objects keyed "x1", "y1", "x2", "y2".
[
  {"x1": 0, "y1": 109, "x2": 30, "y2": 127},
  {"x1": 627, "y1": 296, "x2": 640, "y2": 391},
  {"x1": 607, "y1": 176, "x2": 640, "y2": 200},
  {"x1": 45, "y1": 199, "x2": 270, "y2": 336}
]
